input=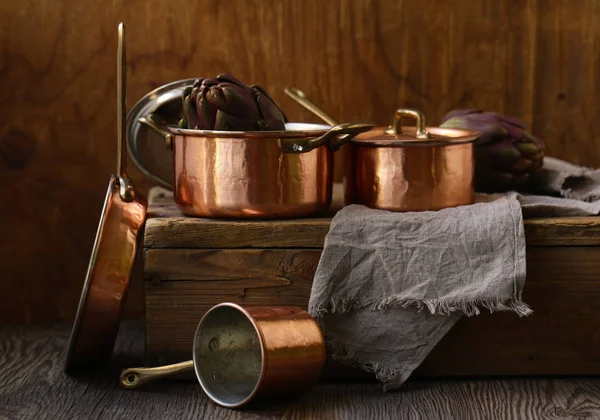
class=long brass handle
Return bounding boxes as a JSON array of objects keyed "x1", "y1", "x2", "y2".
[
  {"x1": 284, "y1": 87, "x2": 338, "y2": 126},
  {"x1": 120, "y1": 360, "x2": 195, "y2": 390},
  {"x1": 117, "y1": 23, "x2": 127, "y2": 181},
  {"x1": 115, "y1": 23, "x2": 136, "y2": 202}
]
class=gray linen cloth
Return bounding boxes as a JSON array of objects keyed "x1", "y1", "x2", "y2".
[
  {"x1": 504, "y1": 157, "x2": 600, "y2": 217},
  {"x1": 308, "y1": 157, "x2": 600, "y2": 391}
]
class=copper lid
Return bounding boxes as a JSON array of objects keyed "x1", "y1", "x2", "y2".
[{"x1": 351, "y1": 109, "x2": 480, "y2": 147}]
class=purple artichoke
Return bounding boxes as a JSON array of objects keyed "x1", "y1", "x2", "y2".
[
  {"x1": 179, "y1": 74, "x2": 287, "y2": 131},
  {"x1": 440, "y1": 109, "x2": 545, "y2": 193}
]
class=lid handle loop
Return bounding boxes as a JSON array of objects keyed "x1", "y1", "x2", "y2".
[{"x1": 385, "y1": 109, "x2": 431, "y2": 139}]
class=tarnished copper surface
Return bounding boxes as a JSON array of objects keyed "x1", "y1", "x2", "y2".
[
  {"x1": 65, "y1": 175, "x2": 147, "y2": 371},
  {"x1": 244, "y1": 305, "x2": 326, "y2": 398},
  {"x1": 173, "y1": 134, "x2": 333, "y2": 218},
  {"x1": 193, "y1": 303, "x2": 325, "y2": 408},
  {"x1": 345, "y1": 108, "x2": 479, "y2": 212},
  {"x1": 119, "y1": 303, "x2": 325, "y2": 409}
]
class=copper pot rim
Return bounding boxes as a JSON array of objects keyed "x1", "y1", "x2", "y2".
[
  {"x1": 193, "y1": 302, "x2": 267, "y2": 409},
  {"x1": 168, "y1": 122, "x2": 334, "y2": 139},
  {"x1": 140, "y1": 114, "x2": 373, "y2": 163}
]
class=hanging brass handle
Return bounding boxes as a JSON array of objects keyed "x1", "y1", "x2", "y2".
[
  {"x1": 116, "y1": 23, "x2": 136, "y2": 202},
  {"x1": 385, "y1": 109, "x2": 431, "y2": 139}
]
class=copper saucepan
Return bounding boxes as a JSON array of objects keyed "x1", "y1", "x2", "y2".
[
  {"x1": 139, "y1": 114, "x2": 373, "y2": 218},
  {"x1": 120, "y1": 303, "x2": 326, "y2": 409},
  {"x1": 284, "y1": 89, "x2": 481, "y2": 212},
  {"x1": 345, "y1": 109, "x2": 480, "y2": 211}
]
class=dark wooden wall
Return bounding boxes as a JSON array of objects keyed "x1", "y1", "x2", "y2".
[{"x1": 1, "y1": 0, "x2": 599, "y2": 323}]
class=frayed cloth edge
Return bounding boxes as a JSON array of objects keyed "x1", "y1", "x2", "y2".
[
  {"x1": 309, "y1": 295, "x2": 533, "y2": 319},
  {"x1": 320, "y1": 332, "x2": 401, "y2": 393},
  {"x1": 554, "y1": 170, "x2": 600, "y2": 203},
  {"x1": 562, "y1": 189, "x2": 600, "y2": 203}
]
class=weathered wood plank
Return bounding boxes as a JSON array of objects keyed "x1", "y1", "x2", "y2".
[
  {"x1": 144, "y1": 247, "x2": 600, "y2": 377},
  {"x1": 2, "y1": 323, "x2": 600, "y2": 419},
  {"x1": 144, "y1": 186, "x2": 600, "y2": 249},
  {"x1": 144, "y1": 215, "x2": 600, "y2": 248},
  {"x1": 523, "y1": 218, "x2": 600, "y2": 246},
  {"x1": 144, "y1": 248, "x2": 321, "y2": 283},
  {"x1": 416, "y1": 246, "x2": 600, "y2": 376},
  {"x1": 144, "y1": 218, "x2": 332, "y2": 249},
  {"x1": 144, "y1": 249, "x2": 318, "y2": 363}
]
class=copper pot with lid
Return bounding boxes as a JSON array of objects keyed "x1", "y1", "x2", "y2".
[{"x1": 344, "y1": 109, "x2": 480, "y2": 212}]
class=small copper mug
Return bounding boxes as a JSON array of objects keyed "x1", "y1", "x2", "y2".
[{"x1": 120, "y1": 303, "x2": 325, "y2": 408}]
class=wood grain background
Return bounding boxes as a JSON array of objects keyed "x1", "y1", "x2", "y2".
[{"x1": 1, "y1": 0, "x2": 599, "y2": 323}]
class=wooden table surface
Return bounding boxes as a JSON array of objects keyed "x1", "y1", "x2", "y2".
[
  {"x1": 144, "y1": 186, "x2": 600, "y2": 249},
  {"x1": 1, "y1": 322, "x2": 600, "y2": 419}
]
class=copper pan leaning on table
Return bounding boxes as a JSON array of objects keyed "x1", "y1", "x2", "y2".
[
  {"x1": 137, "y1": 112, "x2": 373, "y2": 219},
  {"x1": 119, "y1": 303, "x2": 326, "y2": 409},
  {"x1": 64, "y1": 23, "x2": 148, "y2": 373}
]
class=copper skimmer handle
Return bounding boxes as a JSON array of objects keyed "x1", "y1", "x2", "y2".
[
  {"x1": 385, "y1": 109, "x2": 431, "y2": 139},
  {"x1": 278, "y1": 122, "x2": 374, "y2": 153},
  {"x1": 284, "y1": 87, "x2": 338, "y2": 126},
  {"x1": 117, "y1": 23, "x2": 136, "y2": 202},
  {"x1": 120, "y1": 360, "x2": 195, "y2": 389}
]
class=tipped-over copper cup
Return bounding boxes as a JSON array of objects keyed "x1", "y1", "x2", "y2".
[{"x1": 120, "y1": 303, "x2": 326, "y2": 409}]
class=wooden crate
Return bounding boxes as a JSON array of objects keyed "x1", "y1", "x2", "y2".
[{"x1": 143, "y1": 186, "x2": 600, "y2": 378}]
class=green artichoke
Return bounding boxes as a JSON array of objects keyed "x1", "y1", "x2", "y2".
[
  {"x1": 440, "y1": 109, "x2": 545, "y2": 193},
  {"x1": 179, "y1": 74, "x2": 287, "y2": 131}
]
